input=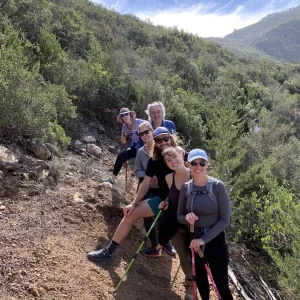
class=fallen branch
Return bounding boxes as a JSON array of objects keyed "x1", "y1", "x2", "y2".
[{"x1": 228, "y1": 266, "x2": 252, "y2": 300}]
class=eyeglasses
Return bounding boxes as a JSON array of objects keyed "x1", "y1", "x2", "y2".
[
  {"x1": 121, "y1": 113, "x2": 129, "y2": 117},
  {"x1": 154, "y1": 136, "x2": 170, "y2": 144},
  {"x1": 139, "y1": 129, "x2": 151, "y2": 137},
  {"x1": 190, "y1": 160, "x2": 207, "y2": 167}
]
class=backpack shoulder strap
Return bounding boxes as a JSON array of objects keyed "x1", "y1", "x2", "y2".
[
  {"x1": 185, "y1": 179, "x2": 194, "y2": 198},
  {"x1": 206, "y1": 177, "x2": 219, "y2": 206}
]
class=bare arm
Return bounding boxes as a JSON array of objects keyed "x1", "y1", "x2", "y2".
[
  {"x1": 177, "y1": 184, "x2": 189, "y2": 226},
  {"x1": 120, "y1": 134, "x2": 127, "y2": 144},
  {"x1": 132, "y1": 176, "x2": 152, "y2": 204}
]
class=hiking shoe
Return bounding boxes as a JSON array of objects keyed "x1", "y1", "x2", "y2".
[
  {"x1": 87, "y1": 248, "x2": 112, "y2": 262},
  {"x1": 100, "y1": 178, "x2": 115, "y2": 184},
  {"x1": 163, "y1": 242, "x2": 176, "y2": 257},
  {"x1": 141, "y1": 247, "x2": 161, "y2": 258}
]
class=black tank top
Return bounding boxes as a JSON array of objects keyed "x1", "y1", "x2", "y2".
[{"x1": 168, "y1": 173, "x2": 180, "y2": 211}]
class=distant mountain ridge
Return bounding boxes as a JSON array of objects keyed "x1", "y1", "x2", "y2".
[{"x1": 211, "y1": 5, "x2": 300, "y2": 63}]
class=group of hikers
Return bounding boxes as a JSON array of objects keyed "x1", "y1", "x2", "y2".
[{"x1": 87, "y1": 102, "x2": 233, "y2": 300}]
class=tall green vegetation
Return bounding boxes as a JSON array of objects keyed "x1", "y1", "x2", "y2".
[{"x1": 0, "y1": 0, "x2": 300, "y2": 297}]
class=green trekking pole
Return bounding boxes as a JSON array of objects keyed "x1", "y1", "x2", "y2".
[{"x1": 114, "y1": 208, "x2": 163, "y2": 295}]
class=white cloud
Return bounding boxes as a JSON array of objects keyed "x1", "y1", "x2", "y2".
[{"x1": 136, "y1": 1, "x2": 300, "y2": 37}]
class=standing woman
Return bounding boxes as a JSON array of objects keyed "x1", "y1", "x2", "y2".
[
  {"x1": 177, "y1": 149, "x2": 233, "y2": 300},
  {"x1": 101, "y1": 108, "x2": 145, "y2": 184}
]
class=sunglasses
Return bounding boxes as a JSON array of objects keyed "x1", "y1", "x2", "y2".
[
  {"x1": 121, "y1": 113, "x2": 129, "y2": 117},
  {"x1": 139, "y1": 129, "x2": 151, "y2": 137},
  {"x1": 154, "y1": 136, "x2": 170, "y2": 144},
  {"x1": 190, "y1": 160, "x2": 207, "y2": 167}
]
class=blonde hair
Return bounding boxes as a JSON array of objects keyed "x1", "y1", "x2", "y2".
[
  {"x1": 152, "y1": 134, "x2": 177, "y2": 161},
  {"x1": 145, "y1": 102, "x2": 166, "y2": 121},
  {"x1": 138, "y1": 121, "x2": 153, "y2": 132}
]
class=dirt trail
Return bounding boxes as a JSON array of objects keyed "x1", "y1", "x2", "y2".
[{"x1": 0, "y1": 142, "x2": 241, "y2": 300}]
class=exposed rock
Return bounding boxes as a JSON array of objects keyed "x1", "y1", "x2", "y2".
[
  {"x1": 0, "y1": 162, "x2": 20, "y2": 171},
  {"x1": 0, "y1": 145, "x2": 19, "y2": 163},
  {"x1": 27, "y1": 141, "x2": 51, "y2": 160},
  {"x1": 98, "y1": 182, "x2": 112, "y2": 189},
  {"x1": 0, "y1": 205, "x2": 6, "y2": 211},
  {"x1": 45, "y1": 143, "x2": 62, "y2": 158},
  {"x1": 86, "y1": 144, "x2": 102, "y2": 157},
  {"x1": 73, "y1": 192, "x2": 84, "y2": 203},
  {"x1": 74, "y1": 140, "x2": 82, "y2": 147},
  {"x1": 21, "y1": 173, "x2": 30, "y2": 181},
  {"x1": 83, "y1": 136, "x2": 96, "y2": 144},
  {"x1": 0, "y1": 170, "x2": 4, "y2": 180},
  {"x1": 108, "y1": 146, "x2": 117, "y2": 154}
]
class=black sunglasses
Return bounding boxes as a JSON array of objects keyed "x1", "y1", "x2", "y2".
[
  {"x1": 154, "y1": 136, "x2": 170, "y2": 144},
  {"x1": 139, "y1": 129, "x2": 151, "y2": 137},
  {"x1": 121, "y1": 113, "x2": 129, "y2": 117},
  {"x1": 190, "y1": 160, "x2": 206, "y2": 167}
]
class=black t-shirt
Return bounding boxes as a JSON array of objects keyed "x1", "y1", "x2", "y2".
[{"x1": 145, "y1": 157, "x2": 173, "y2": 200}]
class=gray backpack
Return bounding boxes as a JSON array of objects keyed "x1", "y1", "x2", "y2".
[{"x1": 186, "y1": 177, "x2": 219, "y2": 213}]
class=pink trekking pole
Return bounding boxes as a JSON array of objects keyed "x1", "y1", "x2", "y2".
[
  {"x1": 190, "y1": 224, "x2": 197, "y2": 300},
  {"x1": 197, "y1": 248, "x2": 222, "y2": 300}
]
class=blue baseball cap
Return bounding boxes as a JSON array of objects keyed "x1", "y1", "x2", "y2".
[
  {"x1": 153, "y1": 127, "x2": 170, "y2": 139},
  {"x1": 187, "y1": 149, "x2": 208, "y2": 162}
]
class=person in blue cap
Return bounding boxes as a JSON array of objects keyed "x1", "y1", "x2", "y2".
[
  {"x1": 177, "y1": 149, "x2": 233, "y2": 300},
  {"x1": 87, "y1": 129, "x2": 194, "y2": 299},
  {"x1": 87, "y1": 127, "x2": 176, "y2": 262}
]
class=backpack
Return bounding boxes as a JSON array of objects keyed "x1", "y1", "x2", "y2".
[{"x1": 185, "y1": 177, "x2": 219, "y2": 213}]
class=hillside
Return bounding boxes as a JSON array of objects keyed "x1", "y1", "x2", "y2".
[
  {"x1": 213, "y1": 5, "x2": 300, "y2": 62},
  {"x1": 1, "y1": 0, "x2": 300, "y2": 299}
]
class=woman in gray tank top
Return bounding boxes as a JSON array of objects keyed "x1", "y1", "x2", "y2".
[{"x1": 177, "y1": 149, "x2": 233, "y2": 300}]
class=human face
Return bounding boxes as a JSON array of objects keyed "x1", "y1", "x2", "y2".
[
  {"x1": 164, "y1": 152, "x2": 183, "y2": 171},
  {"x1": 121, "y1": 113, "x2": 131, "y2": 124},
  {"x1": 154, "y1": 134, "x2": 171, "y2": 151},
  {"x1": 188, "y1": 158, "x2": 208, "y2": 177},
  {"x1": 138, "y1": 126, "x2": 153, "y2": 143},
  {"x1": 150, "y1": 105, "x2": 163, "y2": 124}
]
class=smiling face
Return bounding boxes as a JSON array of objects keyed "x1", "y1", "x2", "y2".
[
  {"x1": 138, "y1": 125, "x2": 153, "y2": 143},
  {"x1": 150, "y1": 105, "x2": 163, "y2": 124},
  {"x1": 163, "y1": 149, "x2": 183, "y2": 171},
  {"x1": 188, "y1": 158, "x2": 208, "y2": 177},
  {"x1": 121, "y1": 112, "x2": 131, "y2": 124},
  {"x1": 154, "y1": 134, "x2": 171, "y2": 151}
]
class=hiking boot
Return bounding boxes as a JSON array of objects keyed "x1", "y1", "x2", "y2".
[
  {"x1": 87, "y1": 248, "x2": 112, "y2": 262},
  {"x1": 100, "y1": 178, "x2": 115, "y2": 184},
  {"x1": 163, "y1": 242, "x2": 176, "y2": 257},
  {"x1": 141, "y1": 247, "x2": 161, "y2": 258}
]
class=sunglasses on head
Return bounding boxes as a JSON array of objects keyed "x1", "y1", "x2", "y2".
[
  {"x1": 139, "y1": 129, "x2": 151, "y2": 137},
  {"x1": 121, "y1": 113, "x2": 129, "y2": 117},
  {"x1": 190, "y1": 160, "x2": 207, "y2": 167},
  {"x1": 154, "y1": 136, "x2": 170, "y2": 144}
]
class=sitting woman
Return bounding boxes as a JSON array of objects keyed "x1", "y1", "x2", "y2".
[
  {"x1": 134, "y1": 121, "x2": 160, "y2": 257},
  {"x1": 101, "y1": 107, "x2": 145, "y2": 184},
  {"x1": 177, "y1": 149, "x2": 233, "y2": 300}
]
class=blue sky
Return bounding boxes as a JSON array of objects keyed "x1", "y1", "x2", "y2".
[{"x1": 91, "y1": 0, "x2": 300, "y2": 37}]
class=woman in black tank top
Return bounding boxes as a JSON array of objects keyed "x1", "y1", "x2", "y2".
[{"x1": 158, "y1": 147, "x2": 196, "y2": 299}]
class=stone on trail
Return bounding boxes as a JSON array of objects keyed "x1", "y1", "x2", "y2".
[
  {"x1": 73, "y1": 192, "x2": 84, "y2": 203},
  {"x1": 27, "y1": 141, "x2": 51, "y2": 160},
  {"x1": 83, "y1": 136, "x2": 96, "y2": 144},
  {"x1": 0, "y1": 145, "x2": 19, "y2": 163},
  {"x1": 86, "y1": 144, "x2": 102, "y2": 157}
]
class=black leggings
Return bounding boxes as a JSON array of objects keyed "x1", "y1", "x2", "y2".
[
  {"x1": 189, "y1": 231, "x2": 233, "y2": 300},
  {"x1": 113, "y1": 147, "x2": 136, "y2": 176}
]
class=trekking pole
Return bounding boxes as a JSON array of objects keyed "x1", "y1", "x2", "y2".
[
  {"x1": 124, "y1": 142, "x2": 128, "y2": 193},
  {"x1": 197, "y1": 248, "x2": 222, "y2": 300},
  {"x1": 190, "y1": 224, "x2": 198, "y2": 300},
  {"x1": 114, "y1": 208, "x2": 164, "y2": 295}
]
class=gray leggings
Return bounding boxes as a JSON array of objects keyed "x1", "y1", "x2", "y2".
[{"x1": 171, "y1": 228, "x2": 192, "y2": 279}]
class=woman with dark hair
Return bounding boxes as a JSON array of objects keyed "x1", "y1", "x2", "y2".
[
  {"x1": 177, "y1": 149, "x2": 233, "y2": 300},
  {"x1": 101, "y1": 107, "x2": 145, "y2": 184}
]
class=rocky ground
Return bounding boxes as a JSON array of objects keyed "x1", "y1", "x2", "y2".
[{"x1": 0, "y1": 121, "x2": 274, "y2": 300}]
